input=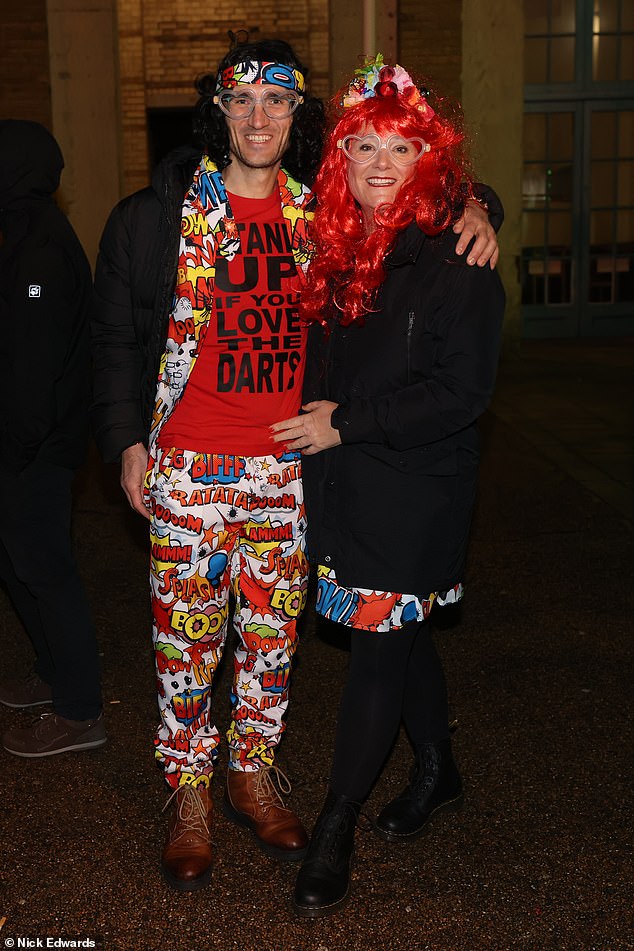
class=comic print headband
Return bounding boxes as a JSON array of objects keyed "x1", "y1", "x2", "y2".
[
  {"x1": 215, "y1": 60, "x2": 306, "y2": 95},
  {"x1": 342, "y1": 53, "x2": 435, "y2": 122}
]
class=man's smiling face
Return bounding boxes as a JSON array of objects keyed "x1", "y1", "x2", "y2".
[{"x1": 225, "y1": 84, "x2": 293, "y2": 173}]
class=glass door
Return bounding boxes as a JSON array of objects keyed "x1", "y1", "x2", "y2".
[
  {"x1": 583, "y1": 102, "x2": 634, "y2": 334},
  {"x1": 522, "y1": 0, "x2": 634, "y2": 337},
  {"x1": 521, "y1": 101, "x2": 634, "y2": 337},
  {"x1": 522, "y1": 105, "x2": 580, "y2": 336}
]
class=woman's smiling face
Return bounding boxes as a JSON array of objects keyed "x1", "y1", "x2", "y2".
[{"x1": 346, "y1": 123, "x2": 416, "y2": 232}]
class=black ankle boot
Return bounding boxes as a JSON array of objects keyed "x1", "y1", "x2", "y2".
[
  {"x1": 375, "y1": 738, "x2": 463, "y2": 841},
  {"x1": 292, "y1": 789, "x2": 359, "y2": 918}
]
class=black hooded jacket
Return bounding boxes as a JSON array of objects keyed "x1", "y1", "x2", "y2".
[{"x1": 0, "y1": 120, "x2": 92, "y2": 473}]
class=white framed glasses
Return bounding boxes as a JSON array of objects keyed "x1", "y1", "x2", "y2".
[
  {"x1": 214, "y1": 89, "x2": 303, "y2": 120},
  {"x1": 337, "y1": 134, "x2": 430, "y2": 165}
]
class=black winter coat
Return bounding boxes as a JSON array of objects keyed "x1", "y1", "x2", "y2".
[
  {"x1": 0, "y1": 121, "x2": 92, "y2": 474},
  {"x1": 302, "y1": 222, "x2": 505, "y2": 594},
  {"x1": 91, "y1": 146, "x2": 201, "y2": 462}
]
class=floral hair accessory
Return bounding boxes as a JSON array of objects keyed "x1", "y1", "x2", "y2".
[{"x1": 342, "y1": 53, "x2": 435, "y2": 122}]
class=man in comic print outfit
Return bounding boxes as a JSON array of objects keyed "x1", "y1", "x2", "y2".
[{"x1": 91, "y1": 39, "x2": 322, "y2": 891}]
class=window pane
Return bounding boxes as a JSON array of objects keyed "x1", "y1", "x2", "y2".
[
  {"x1": 525, "y1": 0, "x2": 549, "y2": 35},
  {"x1": 526, "y1": 37, "x2": 548, "y2": 83},
  {"x1": 620, "y1": 36, "x2": 634, "y2": 81},
  {"x1": 523, "y1": 164, "x2": 549, "y2": 205},
  {"x1": 550, "y1": 112, "x2": 574, "y2": 160},
  {"x1": 620, "y1": 112, "x2": 634, "y2": 155},
  {"x1": 592, "y1": 112, "x2": 617, "y2": 157},
  {"x1": 617, "y1": 161, "x2": 634, "y2": 205},
  {"x1": 623, "y1": 0, "x2": 634, "y2": 30},
  {"x1": 548, "y1": 211, "x2": 572, "y2": 245},
  {"x1": 589, "y1": 254, "x2": 633, "y2": 304},
  {"x1": 551, "y1": 0, "x2": 576, "y2": 32},
  {"x1": 547, "y1": 260, "x2": 572, "y2": 304},
  {"x1": 591, "y1": 210, "x2": 614, "y2": 245},
  {"x1": 615, "y1": 261, "x2": 633, "y2": 302},
  {"x1": 550, "y1": 36, "x2": 575, "y2": 81},
  {"x1": 549, "y1": 162, "x2": 573, "y2": 204},
  {"x1": 591, "y1": 161, "x2": 617, "y2": 206},
  {"x1": 522, "y1": 254, "x2": 554, "y2": 305},
  {"x1": 522, "y1": 211, "x2": 546, "y2": 245},
  {"x1": 589, "y1": 257, "x2": 615, "y2": 302},
  {"x1": 593, "y1": 34, "x2": 619, "y2": 81},
  {"x1": 524, "y1": 113, "x2": 546, "y2": 160},
  {"x1": 594, "y1": 0, "x2": 619, "y2": 32},
  {"x1": 616, "y1": 210, "x2": 634, "y2": 243}
]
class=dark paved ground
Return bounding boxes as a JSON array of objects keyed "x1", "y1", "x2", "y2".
[{"x1": 0, "y1": 340, "x2": 632, "y2": 951}]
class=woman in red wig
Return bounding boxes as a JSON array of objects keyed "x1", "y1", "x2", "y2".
[{"x1": 272, "y1": 56, "x2": 505, "y2": 917}]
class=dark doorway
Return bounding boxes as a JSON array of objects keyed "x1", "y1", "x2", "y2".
[{"x1": 147, "y1": 107, "x2": 195, "y2": 169}]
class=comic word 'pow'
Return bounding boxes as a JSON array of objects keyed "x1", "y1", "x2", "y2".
[{"x1": 156, "y1": 651, "x2": 221, "y2": 687}]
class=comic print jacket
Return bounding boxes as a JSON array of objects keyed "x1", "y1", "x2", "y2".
[
  {"x1": 302, "y1": 222, "x2": 506, "y2": 594},
  {"x1": 0, "y1": 120, "x2": 92, "y2": 473},
  {"x1": 91, "y1": 147, "x2": 315, "y2": 463}
]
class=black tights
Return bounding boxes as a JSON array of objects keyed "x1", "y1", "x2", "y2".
[{"x1": 329, "y1": 620, "x2": 450, "y2": 802}]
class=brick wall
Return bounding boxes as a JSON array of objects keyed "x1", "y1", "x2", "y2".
[
  {"x1": 117, "y1": 0, "x2": 329, "y2": 194},
  {"x1": 0, "y1": 1, "x2": 51, "y2": 126},
  {"x1": 398, "y1": 0, "x2": 462, "y2": 103}
]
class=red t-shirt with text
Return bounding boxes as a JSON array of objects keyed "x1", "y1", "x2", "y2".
[{"x1": 158, "y1": 190, "x2": 306, "y2": 456}]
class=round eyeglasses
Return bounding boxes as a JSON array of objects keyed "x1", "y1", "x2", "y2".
[
  {"x1": 214, "y1": 89, "x2": 303, "y2": 120},
  {"x1": 337, "y1": 134, "x2": 430, "y2": 165}
]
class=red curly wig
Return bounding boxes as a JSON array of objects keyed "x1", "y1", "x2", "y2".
[{"x1": 301, "y1": 82, "x2": 473, "y2": 326}]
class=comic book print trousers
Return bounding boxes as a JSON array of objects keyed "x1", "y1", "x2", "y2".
[{"x1": 148, "y1": 448, "x2": 307, "y2": 789}]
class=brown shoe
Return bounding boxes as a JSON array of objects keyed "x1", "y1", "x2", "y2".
[
  {"x1": 161, "y1": 785, "x2": 212, "y2": 891},
  {"x1": 0, "y1": 670, "x2": 52, "y2": 709},
  {"x1": 2, "y1": 712, "x2": 106, "y2": 757},
  {"x1": 223, "y1": 765, "x2": 308, "y2": 861}
]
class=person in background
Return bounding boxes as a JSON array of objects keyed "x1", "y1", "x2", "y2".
[
  {"x1": 92, "y1": 37, "x2": 323, "y2": 893},
  {"x1": 0, "y1": 120, "x2": 105, "y2": 758},
  {"x1": 272, "y1": 55, "x2": 506, "y2": 917}
]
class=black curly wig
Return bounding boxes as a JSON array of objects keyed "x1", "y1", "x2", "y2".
[{"x1": 193, "y1": 38, "x2": 325, "y2": 186}]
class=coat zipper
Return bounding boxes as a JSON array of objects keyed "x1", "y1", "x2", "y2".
[{"x1": 406, "y1": 310, "x2": 415, "y2": 384}]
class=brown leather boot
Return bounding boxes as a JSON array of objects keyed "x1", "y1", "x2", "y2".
[
  {"x1": 161, "y1": 785, "x2": 212, "y2": 891},
  {"x1": 223, "y1": 765, "x2": 308, "y2": 861}
]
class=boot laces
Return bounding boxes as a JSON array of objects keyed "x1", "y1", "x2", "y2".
[
  {"x1": 163, "y1": 785, "x2": 210, "y2": 838},
  {"x1": 253, "y1": 765, "x2": 292, "y2": 809},
  {"x1": 412, "y1": 771, "x2": 435, "y2": 797},
  {"x1": 410, "y1": 746, "x2": 439, "y2": 795},
  {"x1": 315, "y1": 800, "x2": 368, "y2": 863}
]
